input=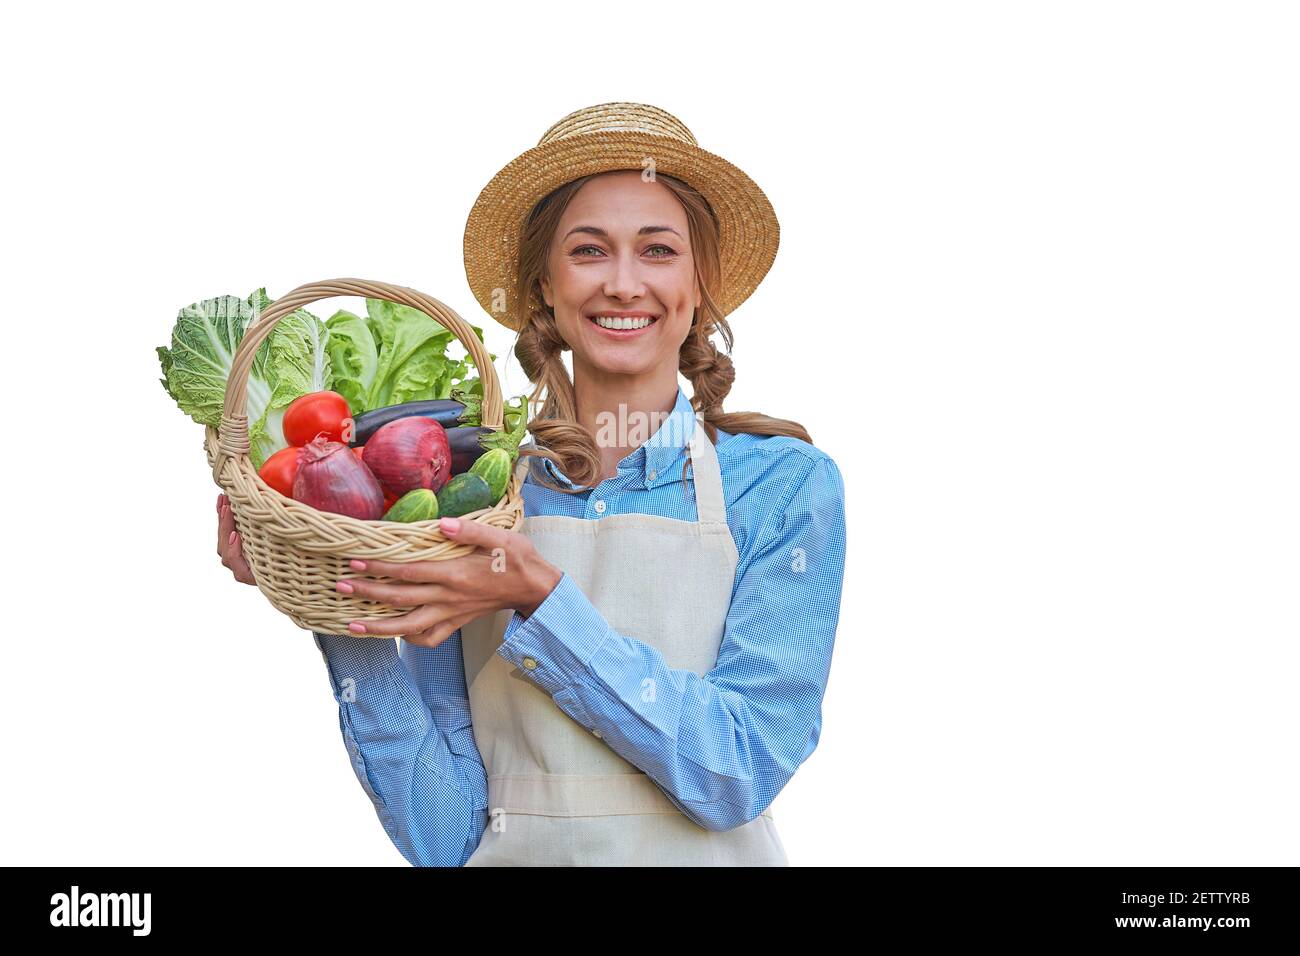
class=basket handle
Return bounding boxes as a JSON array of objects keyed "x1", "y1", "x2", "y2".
[{"x1": 213, "y1": 278, "x2": 503, "y2": 484}]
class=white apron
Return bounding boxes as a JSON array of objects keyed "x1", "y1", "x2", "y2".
[{"x1": 458, "y1": 419, "x2": 789, "y2": 866}]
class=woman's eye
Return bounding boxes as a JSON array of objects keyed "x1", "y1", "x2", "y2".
[{"x1": 569, "y1": 244, "x2": 677, "y2": 257}]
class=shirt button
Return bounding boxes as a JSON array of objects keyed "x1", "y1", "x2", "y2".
[
  {"x1": 522, "y1": 657, "x2": 538, "y2": 670},
  {"x1": 593, "y1": 500, "x2": 606, "y2": 514},
  {"x1": 648, "y1": 469, "x2": 657, "y2": 481},
  {"x1": 591, "y1": 729, "x2": 603, "y2": 739}
]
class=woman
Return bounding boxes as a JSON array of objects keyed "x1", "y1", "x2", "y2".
[{"x1": 216, "y1": 103, "x2": 847, "y2": 866}]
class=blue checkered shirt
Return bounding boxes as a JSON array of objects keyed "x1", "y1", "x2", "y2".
[{"x1": 312, "y1": 385, "x2": 847, "y2": 866}]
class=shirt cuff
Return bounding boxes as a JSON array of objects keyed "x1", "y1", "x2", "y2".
[{"x1": 495, "y1": 571, "x2": 611, "y2": 698}]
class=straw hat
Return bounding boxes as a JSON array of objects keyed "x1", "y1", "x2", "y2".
[{"x1": 462, "y1": 102, "x2": 779, "y2": 333}]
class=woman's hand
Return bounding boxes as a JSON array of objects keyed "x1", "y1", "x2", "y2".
[
  {"x1": 217, "y1": 493, "x2": 256, "y2": 585},
  {"x1": 339, "y1": 516, "x2": 563, "y2": 648}
]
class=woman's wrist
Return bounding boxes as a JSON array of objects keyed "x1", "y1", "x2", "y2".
[{"x1": 515, "y1": 562, "x2": 564, "y2": 620}]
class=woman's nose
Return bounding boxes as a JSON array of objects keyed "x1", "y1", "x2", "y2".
[{"x1": 603, "y1": 251, "x2": 648, "y2": 301}]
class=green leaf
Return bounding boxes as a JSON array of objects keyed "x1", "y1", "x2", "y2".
[
  {"x1": 158, "y1": 288, "x2": 333, "y2": 469},
  {"x1": 362, "y1": 298, "x2": 454, "y2": 410},
  {"x1": 324, "y1": 309, "x2": 379, "y2": 415}
]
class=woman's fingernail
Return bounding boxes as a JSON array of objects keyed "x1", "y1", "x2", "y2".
[
  {"x1": 336, "y1": 580, "x2": 354, "y2": 594},
  {"x1": 349, "y1": 622, "x2": 367, "y2": 634},
  {"x1": 349, "y1": 559, "x2": 367, "y2": 571},
  {"x1": 440, "y1": 517, "x2": 460, "y2": 533},
  {"x1": 228, "y1": 531, "x2": 236, "y2": 545}
]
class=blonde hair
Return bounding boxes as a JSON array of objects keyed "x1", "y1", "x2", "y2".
[{"x1": 511, "y1": 170, "x2": 811, "y2": 493}]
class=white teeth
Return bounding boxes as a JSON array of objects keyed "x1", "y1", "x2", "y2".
[{"x1": 591, "y1": 315, "x2": 654, "y2": 330}]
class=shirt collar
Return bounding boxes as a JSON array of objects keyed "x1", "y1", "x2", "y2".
[{"x1": 535, "y1": 385, "x2": 698, "y2": 491}]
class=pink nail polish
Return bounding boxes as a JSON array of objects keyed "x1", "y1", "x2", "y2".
[
  {"x1": 228, "y1": 531, "x2": 236, "y2": 545},
  {"x1": 336, "y1": 580, "x2": 354, "y2": 594},
  {"x1": 350, "y1": 559, "x2": 367, "y2": 571},
  {"x1": 349, "y1": 622, "x2": 367, "y2": 634}
]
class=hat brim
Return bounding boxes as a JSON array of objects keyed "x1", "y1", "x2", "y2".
[{"x1": 463, "y1": 130, "x2": 779, "y2": 332}]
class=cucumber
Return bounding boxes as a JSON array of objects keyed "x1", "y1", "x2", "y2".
[
  {"x1": 436, "y1": 472, "x2": 494, "y2": 518},
  {"x1": 383, "y1": 488, "x2": 440, "y2": 523},
  {"x1": 469, "y1": 448, "x2": 512, "y2": 503}
]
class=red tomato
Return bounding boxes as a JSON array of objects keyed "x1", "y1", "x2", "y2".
[
  {"x1": 258, "y1": 446, "x2": 302, "y2": 497},
  {"x1": 284, "y1": 391, "x2": 353, "y2": 446}
]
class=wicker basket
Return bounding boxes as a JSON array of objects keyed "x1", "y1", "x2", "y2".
[{"x1": 205, "y1": 278, "x2": 526, "y2": 637}]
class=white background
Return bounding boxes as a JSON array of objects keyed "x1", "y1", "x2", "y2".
[{"x1": 2, "y1": 1, "x2": 1296, "y2": 866}]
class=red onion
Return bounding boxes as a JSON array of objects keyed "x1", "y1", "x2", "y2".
[
  {"x1": 361, "y1": 417, "x2": 452, "y2": 497},
  {"x1": 293, "y1": 436, "x2": 386, "y2": 520}
]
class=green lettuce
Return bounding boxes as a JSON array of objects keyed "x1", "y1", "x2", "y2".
[
  {"x1": 157, "y1": 288, "x2": 333, "y2": 468},
  {"x1": 321, "y1": 308, "x2": 379, "y2": 417},
  {"x1": 323, "y1": 298, "x2": 495, "y2": 414}
]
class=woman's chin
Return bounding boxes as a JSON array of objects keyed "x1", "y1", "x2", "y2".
[{"x1": 577, "y1": 347, "x2": 660, "y2": 377}]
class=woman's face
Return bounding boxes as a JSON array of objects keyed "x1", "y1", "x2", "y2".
[{"x1": 540, "y1": 170, "x2": 699, "y2": 378}]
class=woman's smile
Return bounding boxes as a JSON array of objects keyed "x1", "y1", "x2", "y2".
[{"x1": 586, "y1": 310, "x2": 661, "y2": 337}]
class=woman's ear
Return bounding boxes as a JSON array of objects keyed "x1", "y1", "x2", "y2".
[{"x1": 540, "y1": 275, "x2": 553, "y2": 308}]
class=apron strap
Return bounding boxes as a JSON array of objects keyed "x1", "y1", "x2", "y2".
[{"x1": 688, "y1": 419, "x2": 728, "y2": 525}]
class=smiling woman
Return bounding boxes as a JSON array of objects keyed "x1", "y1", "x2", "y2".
[
  {"x1": 310, "y1": 102, "x2": 847, "y2": 868},
  {"x1": 515, "y1": 167, "x2": 811, "y2": 490}
]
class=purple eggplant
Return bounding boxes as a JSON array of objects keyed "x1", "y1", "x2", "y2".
[
  {"x1": 348, "y1": 400, "x2": 469, "y2": 447},
  {"x1": 446, "y1": 425, "x2": 496, "y2": 475}
]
